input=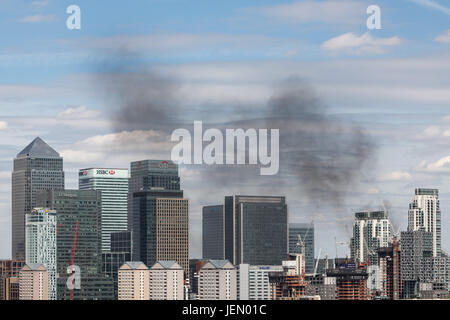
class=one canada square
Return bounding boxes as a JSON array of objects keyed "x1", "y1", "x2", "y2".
[{"x1": 12, "y1": 137, "x2": 64, "y2": 260}]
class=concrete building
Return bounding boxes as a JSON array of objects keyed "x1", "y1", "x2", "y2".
[
  {"x1": 129, "y1": 160, "x2": 189, "y2": 275},
  {"x1": 12, "y1": 137, "x2": 64, "y2": 260},
  {"x1": 289, "y1": 223, "x2": 314, "y2": 273},
  {"x1": 118, "y1": 261, "x2": 150, "y2": 300},
  {"x1": 268, "y1": 258, "x2": 308, "y2": 300},
  {"x1": 38, "y1": 189, "x2": 114, "y2": 300},
  {"x1": 408, "y1": 188, "x2": 441, "y2": 257},
  {"x1": 350, "y1": 211, "x2": 391, "y2": 266},
  {"x1": 25, "y1": 208, "x2": 57, "y2": 300},
  {"x1": 19, "y1": 263, "x2": 49, "y2": 300},
  {"x1": 198, "y1": 260, "x2": 237, "y2": 300},
  {"x1": 237, "y1": 264, "x2": 283, "y2": 300},
  {"x1": 224, "y1": 195, "x2": 288, "y2": 266},
  {"x1": 79, "y1": 168, "x2": 129, "y2": 253},
  {"x1": 149, "y1": 260, "x2": 184, "y2": 300},
  {"x1": 202, "y1": 205, "x2": 224, "y2": 259},
  {"x1": 0, "y1": 260, "x2": 25, "y2": 300}
]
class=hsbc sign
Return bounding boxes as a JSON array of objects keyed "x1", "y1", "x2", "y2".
[
  {"x1": 79, "y1": 168, "x2": 129, "y2": 179},
  {"x1": 96, "y1": 169, "x2": 116, "y2": 175}
]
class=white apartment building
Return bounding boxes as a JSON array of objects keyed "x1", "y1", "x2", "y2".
[
  {"x1": 19, "y1": 263, "x2": 49, "y2": 300},
  {"x1": 198, "y1": 260, "x2": 237, "y2": 300},
  {"x1": 350, "y1": 211, "x2": 391, "y2": 264},
  {"x1": 25, "y1": 208, "x2": 57, "y2": 300},
  {"x1": 118, "y1": 261, "x2": 150, "y2": 300},
  {"x1": 149, "y1": 260, "x2": 184, "y2": 300},
  {"x1": 237, "y1": 264, "x2": 283, "y2": 300},
  {"x1": 408, "y1": 188, "x2": 441, "y2": 257}
]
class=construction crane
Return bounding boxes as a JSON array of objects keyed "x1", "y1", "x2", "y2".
[
  {"x1": 334, "y1": 237, "x2": 350, "y2": 258},
  {"x1": 313, "y1": 248, "x2": 322, "y2": 275}
]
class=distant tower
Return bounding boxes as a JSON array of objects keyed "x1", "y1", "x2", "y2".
[
  {"x1": 25, "y1": 208, "x2": 57, "y2": 300},
  {"x1": 408, "y1": 188, "x2": 441, "y2": 257},
  {"x1": 12, "y1": 137, "x2": 64, "y2": 259}
]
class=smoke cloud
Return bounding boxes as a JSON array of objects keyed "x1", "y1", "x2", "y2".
[{"x1": 93, "y1": 51, "x2": 376, "y2": 207}]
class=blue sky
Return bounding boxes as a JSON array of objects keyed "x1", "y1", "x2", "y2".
[{"x1": 0, "y1": 0, "x2": 450, "y2": 259}]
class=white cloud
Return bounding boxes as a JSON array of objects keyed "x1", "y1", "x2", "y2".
[
  {"x1": 31, "y1": 0, "x2": 49, "y2": 8},
  {"x1": 379, "y1": 171, "x2": 413, "y2": 181},
  {"x1": 256, "y1": 0, "x2": 365, "y2": 25},
  {"x1": 418, "y1": 156, "x2": 450, "y2": 173},
  {"x1": 20, "y1": 14, "x2": 56, "y2": 23},
  {"x1": 321, "y1": 32, "x2": 402, "y2": 55},
  {"x1": 435, "y1": 30, "x2": 450, "y2": 43},
  {"x1": 422, "y1": 125, "x2": 442, "y2": 138},
  {"x1": 409, "y1": 0, "x2": 450, "y2": 16},
  {"x1": 57, "y1": 106, "x2": 100, "y2": 119},
  {"x1": 60, "y1": 149, "x2": 103, "y2": 164},
  {"x1": 0, "y1": 121, "x2": 8, "y2": 130}
]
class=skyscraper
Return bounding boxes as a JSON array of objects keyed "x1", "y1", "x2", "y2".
[
  {"x1": 37, "y1": 189, "x2": 114, "y2": 300},
  {"x1": 79, "y1": 168, "x2": 129, "y2": 253},
  {"x1": 129, "y1": 160, "x2": 189, "y2": 275},
  {"x1": 224, "y1": 195, "x2": 288, "y2": 266},
  {"x1": 25, "y1": 208, "x2": 57, "y2": 300},
  {"x1": 12, "y1": 137, "x2": 64, "y2": 259},
  {"x1": 202, "y1": 205, "x2": 224, "y2": 260},
  {"x1": 350, "y1": 211, "x2": 391, "y2": 265},
  {"x1": 288, "y1": 223, "x2": 315, "y2": 273},
  {"x1": 408, "y1": 188, "x2": 441, "y2": 257}
]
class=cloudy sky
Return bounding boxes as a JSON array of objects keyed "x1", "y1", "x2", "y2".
[{"x1": 0, "y1": 0, "x2": 450, "y2": 259}]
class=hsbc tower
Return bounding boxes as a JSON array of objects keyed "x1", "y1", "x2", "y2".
[{"x1": 79, "y1": 168, "x2": 129, "y2": 253}]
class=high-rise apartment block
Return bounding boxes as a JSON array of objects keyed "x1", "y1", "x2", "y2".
[
  {"x1": 19, "y1": 263, "x2": 49, "y2": 300},
  {"x1": 12, "y1": 137, "x2": 64, "y2": 259},
  {"x1": 198, "y1": 260, "x2": 237, "y2": 300},
  {"x1": 25, "y1": 208, "x2": 57, "y2": 300},
  {"x1": 289, "y1": 223, "x2": 315, "y2": 273},
  {"x1": 350, "y1": 211, "x2": 391, "y2": 265},
  {"x1": 149, "y1": 260, "x2": 184, "y2": 300},
  {"x1": 118, "y1": 261, "x2": 150, "y2": 300},
  {"x1": 79, "y1": 168, "x2": 129, "y2": 253},
  {"x1": 129, "y1": 160, "x2": 189, "y2": 275},
  {"x1": 408, "y1": 188, "x2": 441, "y2": 257}
]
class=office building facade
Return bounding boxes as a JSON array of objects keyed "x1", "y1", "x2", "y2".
[
  {"x1": 129, "y1": 160, "x2": 189, "y2": 275},
  {"x1": 12, "y1": 137, "x2": 64, "y2": 259},
  {"x1": 202, "y1": 205, "x2": 224, "y2": 259},
  {"x1": 79, "y1": 168, "x2": 129, "y2": 253},
  {"x1": 237, "y1": 264, "x2": 283, "y2": 300},
  {"x1": 25, "y1": 208, "x2": 57, "y2": 300},
  {"x1": 224, "y1": 195, "x2": 288, "y2": 266},
  {"x1": 38, "y1": 189, "x2": 113, "y2": 300}
]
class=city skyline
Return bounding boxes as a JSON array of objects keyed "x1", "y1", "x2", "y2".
[{"x1": 0, "y1": 0, "x2": 450, "y2": 263}]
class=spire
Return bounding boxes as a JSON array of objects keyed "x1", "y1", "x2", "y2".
[{"x1": 17, "y1": 137, "x2": 61, "y2": 158}]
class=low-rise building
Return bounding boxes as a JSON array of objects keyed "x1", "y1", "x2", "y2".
[
  {"x1": 149, "y1": 260, "x2": 184, "y2": 300},
  {"x1": 19, "y1": 263, "x2": 49, "y2": 300},
  {"x1": 118, "y1": 261, "x2": 149, "y2": 300},
  {"x1": 198, "y1": 260, "x2": 236, "y2": 300}
]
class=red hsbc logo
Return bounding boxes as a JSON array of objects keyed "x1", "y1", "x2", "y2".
[{"x1": 109, "y1": 170, "x2": 116, "y2": 175}]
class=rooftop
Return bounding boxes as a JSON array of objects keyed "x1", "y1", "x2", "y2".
[{"x1": 17, "y1": 137, "x2": 60, "y2": 159}]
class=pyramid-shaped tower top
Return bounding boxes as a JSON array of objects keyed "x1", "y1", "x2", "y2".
[{"x1": 17, "y1": 137, "x2": 61, "y2": 159}]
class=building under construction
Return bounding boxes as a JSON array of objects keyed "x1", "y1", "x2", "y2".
[
  {"x1": 268, "y1": 256, "x2": 308, "y2": 300},
  {"x1": 326, "y1": 258, "x2": 368, "y2": 300},
  {"x1": 377, "y1": 239, "x2": 402, "y2": 300}
]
